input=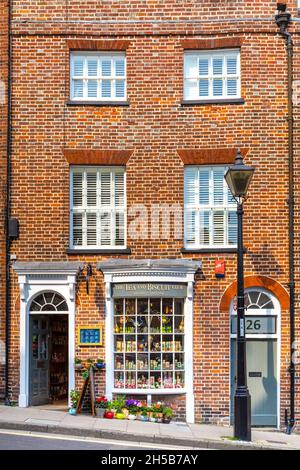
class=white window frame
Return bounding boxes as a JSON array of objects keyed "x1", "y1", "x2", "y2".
[
  {"x1": 69, "y1": 166, "x2": 127, "y2": 249},
  {"x1": 184, "y1": 165, "x2": 237, "y2": 249},
  {"x1": 184, "y1": 49, "x2": 241, "y2": 101},
  {"x1": 70, "y1": 51, "x2": 127, "y2": 102}
]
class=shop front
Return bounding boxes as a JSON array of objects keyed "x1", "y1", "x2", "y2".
[{"x1": 97, "y1": 259, "x2": 201, "y2": 423}]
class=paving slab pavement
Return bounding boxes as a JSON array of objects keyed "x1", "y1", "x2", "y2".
[{"x1": 0, "y1": 405, "x2": 298, "y2": 450}]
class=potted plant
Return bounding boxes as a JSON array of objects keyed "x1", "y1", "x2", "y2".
[
  {"x1": 75, "y1": 358, "x2": 83, "y2": 371},
  {"x1": 152, "y1": 401, "x2": 164, "y2": 422},
  {"x1": 140, "y1": 407, "x2": 149, "y2": 422},
  {"x1": 162, "y1": 406, "x2": 173, "y2": 424},
  {"x1": 69, "y1": 389, "x2": 80, "y2": 415},
  {"x1": 150, "y1": 411, "x2": 157, "y2": 423},
  {"x1": 109, "y1": 395, "x2": 126, "y2": 418},
  {"x1": 95, "y1": 358, "x2": 105, "y2": 370},
  {"x1": 84, "y1": 357, "x2": 94, "y2": 369},
  {"x1": 104, "y1": 410, "x2": 114, "y2": 419},
  {"x1": 125, "y1": 399, "x2": 141, "y2": 420},
  {"x1": 95, "y1": 396, "x2": 108, "y2": 418}
]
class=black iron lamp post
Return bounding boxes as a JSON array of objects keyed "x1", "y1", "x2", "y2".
[{"x1": 225, "y1": 150, "x2": 255, "y2": 442}]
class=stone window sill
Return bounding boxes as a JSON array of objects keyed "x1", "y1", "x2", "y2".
[
  {"x1": 66, "y1": 248, "x2": 132, "y2": 255},
  {"x1": 181, "y1": 247, "x2": 247, "y2": 254},
  {"x1": 181, "y1": 98, "x2": 245, "y2": 106},
  {"x1": 66, "y1": 101, "x2": 130, "y2": 107}
]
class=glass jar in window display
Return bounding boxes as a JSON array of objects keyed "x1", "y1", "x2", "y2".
[{"x1": 114, "y1": 372, "x2": 124, "y2": 389}]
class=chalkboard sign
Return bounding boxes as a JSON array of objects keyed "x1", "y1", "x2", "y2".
[{"x1": 78, "y1": 325, "x2": 102, "y2": 346}]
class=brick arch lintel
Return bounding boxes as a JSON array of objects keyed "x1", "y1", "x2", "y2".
[
  {"x1": 177, "y1": 147, "x2": 249, "y2": 165},
  {"x1": 219, "y1": 275, "x2": 290, "y2": 312}
]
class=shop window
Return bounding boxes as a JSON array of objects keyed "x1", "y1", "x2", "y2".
[
  {"x1": 184, "y1": 49, "x2": 240, "y2": 101},
  {"x1": 70, "y1": 166, "x2": 126, "y2": 249},
  {"x1": 70, "y1": 52, "x2": 126, "y2": 102},
  {"x1": 113, "y1": 298, "x2": 185, "y2": 391},
  {"x1": 184, "y1": 166, "x2": 237, "y2": 248}
]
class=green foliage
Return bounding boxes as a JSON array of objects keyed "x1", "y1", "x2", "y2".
[{"x1": 70, "y1": 389, "x2": 80, "y2": 408}]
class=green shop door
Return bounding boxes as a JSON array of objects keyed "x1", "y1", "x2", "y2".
[
  {"x1": 29, "y1": 316, "x2": 50, "y2": 406},
  {"x1": 231, "y1": 339, "x2": 278, "y2": 426}
]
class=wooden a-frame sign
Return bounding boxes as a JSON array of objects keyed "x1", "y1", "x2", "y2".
[{"x1": 76, "y1": 366, "x2": 96, "y2": 417}]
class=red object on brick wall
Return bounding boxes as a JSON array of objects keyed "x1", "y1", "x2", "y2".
[{"x1": 215, "y1": 260, "x2": 225, "y2": 278}]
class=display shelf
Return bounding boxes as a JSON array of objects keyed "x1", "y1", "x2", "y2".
[{"x1": 113, "y1": 296, "x2": 185, "y2": 391}]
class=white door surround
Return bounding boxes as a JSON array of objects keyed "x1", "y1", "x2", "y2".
[
  {"x1": 97, "y1": 258, "x2": 201, "y2": 424},
  {"x1": 13, "y1": 262, "x2": 83, "y2": 408}
]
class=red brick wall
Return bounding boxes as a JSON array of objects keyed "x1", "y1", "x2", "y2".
[
  {"x1": 0, "y1": 0, "x2": 8, "y2": 400},
  {"x1": 6, "y1": 1, "x2": 300, "y2": 425}
]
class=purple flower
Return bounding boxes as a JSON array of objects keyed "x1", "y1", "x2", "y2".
[{"x1": 126, "y1": 399, "x2": 135, "y2": 407}]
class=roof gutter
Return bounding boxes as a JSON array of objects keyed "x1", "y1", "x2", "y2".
[{"x1": 275, "y1": 4, "x2": 295, "y2": 434}]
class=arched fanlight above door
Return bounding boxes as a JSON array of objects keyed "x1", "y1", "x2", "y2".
[{"x1": 30, "y1": 292, "x2": 68, "y2": 312}]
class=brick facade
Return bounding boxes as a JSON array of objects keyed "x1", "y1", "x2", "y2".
[{"x1": 3, "y1": 0, "x2": 300, "y2": 426}]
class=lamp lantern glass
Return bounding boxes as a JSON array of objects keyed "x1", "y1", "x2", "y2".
[{"x1": 225, "y1": 151, "x2": 255, "y2": 200}]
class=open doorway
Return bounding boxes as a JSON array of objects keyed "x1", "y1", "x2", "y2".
[{"x1": 29, "y1": 292, "x2": 69, "y2": 408}]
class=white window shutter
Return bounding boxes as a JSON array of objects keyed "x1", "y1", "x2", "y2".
[
  {"x1": 87, "y1": 58, "x2": 98, "y2": 76},
  {"x1": 213, "y1": 168, "x2": 225, "y2": 206},
  {"x1": 185, "y1": 210, "x2": 196, "y2": 245},
  {"x1": 73, "y1": 58, "x2": 84, "y2": 76},
  {"x1": 86, "y1": 172, "x2": 97, "y2": 206},
  {"x1": 101, "y1": 172, "x2": 111, "y2": 206},
  {"x1": 228, "y1": 211, "x2": 237, "y2": 245},
  {"x1": 72, "y1": 213, "x2": 83, "y2": 246},
  {"x1": 184, "y1": 167, "x2": 197, "y2": 205},
  {"x1": 86, "y1": 213, "x2": 97, "y2": 246},
  {"x1": 114, "y1": 172, "x2": 125, "y2": 206},
  {"x1": 115, "y1": 212, "x2": 125, "y2": 246},
  {"x1": 199, "y1": 169, "x2": 209, "y2": 205},
  {"x1": 72, "y1": 173, "x2": 83, "y2": 206},
  {"x1": 213, "y1": 211, "x2": 224, "y2": 245},
  {"x1": 100, "y1": 212, "x2": 111, "y2": 246},
  {"x1": 199, "y1": 211, "x2": 210, "y2": 245}
]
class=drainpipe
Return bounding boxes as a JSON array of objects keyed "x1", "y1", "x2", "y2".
[
  {"x1": 275, "y1": 5, "x2": 294, "y2": 434},
  {"x1": 5, "y1": 0, "x2": 12, "y2": 406}
]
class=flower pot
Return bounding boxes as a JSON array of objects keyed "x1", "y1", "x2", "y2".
[
  {"x1": 75, "y1": 364, "x2": 84, "y2": 371},
  {"x1": 122, "y1": 408, "x2": 129, "y2": 418},
  {"x1": 128, "y1": 414, "x2": 136, "y2": 420},
  {"x1": 149, "y1": 417, "x2": 157, "y2": 423},
  {"x1": 105, "y1": 411, "x2": 114, "y2": 419},
  {"x1": 96, "y1": 408, "x2": 106, "y2": 418},
  {"x1": 140, "y1": 415, "x2": 149, "y2": 422},
  {"x1": 115, "y1": 413, "x2": 126, "y2": 420},
  {"x1": 95, "y1": 363, "x2": 105, "y2": 370},
  {"x1": 69, "y1": 408, "x2": 77, "y2": 415},
  {"x1": 163, "y1": 417, "x2": 171, "y2": 424}
]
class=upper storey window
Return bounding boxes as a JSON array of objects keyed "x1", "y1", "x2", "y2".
[
  {"x1": 70, "y1": 52, "x2": 126, "y2": 102},
  {"x1": 184, "y1": 50, "x2": 240, "y2": 101}
]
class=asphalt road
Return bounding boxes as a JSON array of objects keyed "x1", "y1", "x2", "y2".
[{"x1": 0, "y1": 431, "x2": 196, "y2": 451}]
